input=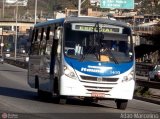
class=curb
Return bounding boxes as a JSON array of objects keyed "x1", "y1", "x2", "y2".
[{"x1": 134, "y1": 96, "x2": 160, "y2": 105}]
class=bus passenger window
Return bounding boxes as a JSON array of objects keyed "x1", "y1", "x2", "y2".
[
  {"x1": 45, "y1": 45, "x2": 52, "y2": 55},
  {"x1": 32, "y1": 41, "x2": 39, "y2": 55},
  {"x1": 31, "y1": 29, "x2": 40, "y2": 55}
]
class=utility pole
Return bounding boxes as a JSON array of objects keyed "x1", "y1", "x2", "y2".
[
  {"x1": 78, "y1": 0, "x2": 81, "y2": 16},
  {"x1": 35, "y1": 0, "x2": 37, "y2": 24},
  {"x1": 78, "y1": 0, "x2": 86, "y2": 16},
  {"x1": 15, "y1": 1, "x2": 18, "y2": 60},
  {"x1": 3, "y1": 0, "x2": 4, "y2": 18},
  {"x1": 0, "y1": 27, "x2": 4, "y2": 56}
]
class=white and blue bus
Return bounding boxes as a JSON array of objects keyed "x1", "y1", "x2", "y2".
[{"x1": 28, "y1": 16, "x2": 135, "y2": 110}]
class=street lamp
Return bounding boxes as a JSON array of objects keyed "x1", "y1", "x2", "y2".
[
  {"x1": 15, "y1": 0, "x2": 18, "y2": 60},
  {"x1": 3, "y1": 0, "x2": 4, "y2": 18},
  {"x1": 0, "y1": 27, "x2": 4, "y2": 56}
]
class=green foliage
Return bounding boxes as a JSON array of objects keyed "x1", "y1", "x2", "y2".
[
  {"x1": 135, "y1": 0, "x2": 160, "y2": 14},
  {"x1": 81, "y1": 0, "x2": 91, "y2": 9},
  {"x1": 134, "y1": 87, "x2": 151, "y2": 97},
  {"x1": 2, "y1": 0, "x2": 160, "y2": 18}
]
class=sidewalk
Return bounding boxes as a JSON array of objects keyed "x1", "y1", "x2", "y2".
[
  {"x1": 134, "y1": 95, "x2": 160, "y2": 105},
  {"x1": 135, "y1": 76, "x2": 160, "y2": 105}
]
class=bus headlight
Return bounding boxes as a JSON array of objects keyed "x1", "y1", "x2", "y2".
[
  {"x1": 64, "y1": 66, "x2": 77, "y2": 79},
  {"x1": 122, "y1": 71, "x2": 134, "y2": 82}
]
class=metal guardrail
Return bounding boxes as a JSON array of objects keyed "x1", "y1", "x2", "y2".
[
  {"x1": 136, "y1": 79, "x2": 160, "y2": 89},
  {"x1": 136, "y1": 62, "x2": 154, "y2": 77},
  {"x1": 132, "y1": 26, "x2": 154, "y2": 33},
  {"x1": 4, "y1": 58, "x2": 28, "y2": 69}
]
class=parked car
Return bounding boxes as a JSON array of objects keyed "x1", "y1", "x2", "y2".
[
  {"x1": 148, "y1": 65, "x2": 160, "y2": 81},
  {"x1": 0, "y1": 56, "x2": 4, "y2": 64}
]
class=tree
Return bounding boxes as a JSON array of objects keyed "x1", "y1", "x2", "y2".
[{"x1": 135, "y1": 0, "x2": 160, "y2": 14}]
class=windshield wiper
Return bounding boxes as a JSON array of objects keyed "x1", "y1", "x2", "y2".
[
  {"x1": 94, "y1": 22, "x2": 119, "y2": 64},
  {"x1": 80, "y1": 23, "x2": 100, "y2": 62},
  {"x1": 102, "y1": 48, "x2": 119, "y2": 64}
]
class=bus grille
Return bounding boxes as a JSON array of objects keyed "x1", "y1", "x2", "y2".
[
  {"x1": 80, "y1": 75, "x2": 118, "y2": 82},
  {"x1": 84, "y1": 85, "x2": 112, "y2": 92}
]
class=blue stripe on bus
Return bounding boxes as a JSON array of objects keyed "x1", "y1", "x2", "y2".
[{"x1": 65, "y1": 57, "x2": 133, "y2": 76}]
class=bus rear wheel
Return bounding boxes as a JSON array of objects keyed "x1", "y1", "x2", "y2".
[
  {"x1": 115, "y1": 99, "x2": 128, "y2": 110},
  {"x1": 56, "y1": 96, "x2": 67, "y2": 104},
  {"x1": 36, "y1": 77, "x2": 52, "y2": 101},
  {"x1": 38, "y1": 89, "x2": 52, "y2": 101}
]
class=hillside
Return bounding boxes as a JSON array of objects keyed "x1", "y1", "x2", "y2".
[
  {"x1": 1, "y1": 0, "x2": 160, "y2": 19},
  {"x1": 0, "y1": 0, "x2": 81, "y2": 19}
]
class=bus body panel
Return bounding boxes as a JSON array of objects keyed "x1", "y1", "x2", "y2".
[
  {"x1": 28, "y1": 55, "x2": 41, "y2": 88},
  {"x1": 28, "y1": 54, "x2": 54, "y2": 92},
  {"x1": 59, "y1": 57, "x2": 135, "y2": 99},
  {"x1": 59, "y1": 69, "x2": 135, "y2": 100}
]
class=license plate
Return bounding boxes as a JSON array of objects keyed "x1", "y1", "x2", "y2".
[{"x1": 91, "y1": 92, "x2": 105, "y2": 97}]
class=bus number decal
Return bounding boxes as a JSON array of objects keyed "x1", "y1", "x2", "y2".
[{"x1": 110, "y1": 71, "x2": 120, "y2": 75}]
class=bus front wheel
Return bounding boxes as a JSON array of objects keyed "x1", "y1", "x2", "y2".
[
  {"x1": 56, "y1": 96, "x2": 67, "y2": 104},
  {"x1": 38, "y1": 89, "x2": 52, "y2": 100},
  {"x1": 115, "y1": 99, "x2": 128, "y2": 110}
]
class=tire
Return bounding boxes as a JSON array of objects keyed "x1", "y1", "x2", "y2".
[
  {"x1": 115, "y1": 99, "x2": 128, "y2": 110},
  {"x1": 37, "y1": 89, "x2": 44, "y2": 98},
  {"x1": 36, "y1": 76, "x2": 52, "y2": 101},
  {"x1": 38, "y1": 89, "x2": 53, "y2": 102},
  {"x1": 57, "y1": 96, "x2": 67, "y2": 104}
]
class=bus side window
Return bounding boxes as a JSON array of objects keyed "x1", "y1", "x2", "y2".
[
  {"x1": 45, "y1": 27, "x2": 54, "y2": 55},
  {"x1": 39, "y1": 28, "x2": 47, "y2": 55},
  {"x1": 31, "y1": 29, "x2": 39, "y2": 55},
  {"x1": 39, "y1": 26, "x2": 52, "y2": 56},
  {"x1": 54, "y1": 26, "x2": 63, "y2": 55}
]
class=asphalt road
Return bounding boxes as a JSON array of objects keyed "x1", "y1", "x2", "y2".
[{"x1": 0, "y1": 63, "x2": 160, "y2": 119}]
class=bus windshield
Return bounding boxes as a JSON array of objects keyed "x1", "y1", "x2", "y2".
[{"x1": 64, "y1": 22, "x2": 133, "y2": 63}]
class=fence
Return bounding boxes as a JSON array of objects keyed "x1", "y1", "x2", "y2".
[{"x1": 136, "y1": 62, "x2": 154, "y2": 77}]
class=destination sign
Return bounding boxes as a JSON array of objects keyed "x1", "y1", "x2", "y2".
[{"x1": 73, "y1": 25, "x2": 122, "y2": 33}]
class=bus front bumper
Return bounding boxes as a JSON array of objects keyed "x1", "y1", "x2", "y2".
[{"x1": 60, "y1": 75, "x2": 135, "y2": 100}]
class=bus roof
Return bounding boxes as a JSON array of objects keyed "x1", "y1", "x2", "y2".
[
  {"x1": 34, "y1": 18, "x2": 65, "y2": 28},
  {"x1": 66, "y1": 17, "x2": 129, "y2": 28},
  {"x1": 34, "y1": 16, "x2": 130, "y2": 28}
]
